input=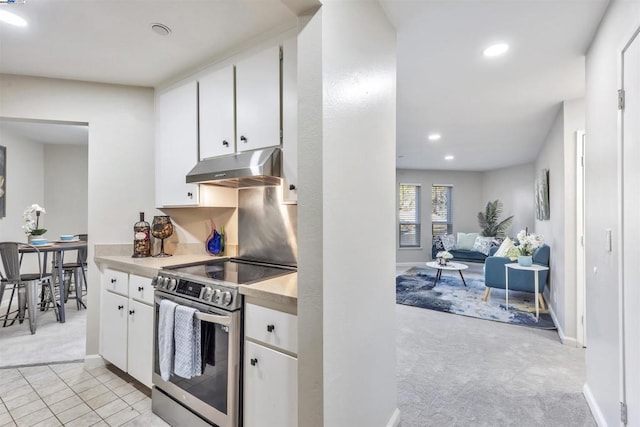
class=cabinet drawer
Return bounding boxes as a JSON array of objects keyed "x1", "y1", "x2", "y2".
[
  {"x1": 245, "y1": 303, "x2": 297, "y2": 354},
  {"x1": 129, "y1": 274, "x2": 153, "y2": 305},
  {"x1": 103, "y1": 269, "x2": 128, "y2": 296}
]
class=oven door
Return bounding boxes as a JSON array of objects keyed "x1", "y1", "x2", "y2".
[{"x1": 153, "y1": 292, "x2": 241, "y2": 427}]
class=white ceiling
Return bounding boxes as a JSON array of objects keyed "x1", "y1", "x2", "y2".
[
  {"x1": 381, "y1": 0, "x2": 610, "y2": 171},
  {"x1": 0, "y1": 1, "x2": 610, "y2": 171},
  {"x1": 0, "y1": 119, "x2": 88, "y2": 145}
]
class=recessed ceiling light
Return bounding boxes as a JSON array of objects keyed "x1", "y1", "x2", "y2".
[
  {"x1": 0, "y1": 9, "x2": 27, "y2": 27},
  {"x1": 428, "y1": 133, "x2": 441, "y2": 141},
  {"x1": 445, "y1": 155, "x2": 454, "y2": 161},
  {"x1": 483, "y1": 43, "x2": 509, "y2": 57},
  {"x1": 151, "y1": 23, "x2": 172, "y2": 36}
]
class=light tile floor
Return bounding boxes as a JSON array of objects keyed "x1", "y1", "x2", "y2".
[{"x1": 0, "y1": 359, "x2": 169, "y2": 427}]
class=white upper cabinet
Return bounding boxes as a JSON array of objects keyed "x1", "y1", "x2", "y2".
[
  {"x1": 199, "y1": 65, "x2": 236, "y2": 159},
  {"x1": 155, "y1": 80, "x2": 200, "y2": 207},
  {"x1": 236, "y1": 45, "x2": 281, "y2": 152},
  {"x1": 282, "y1": 37, "x2": 298, "y2": 203}
]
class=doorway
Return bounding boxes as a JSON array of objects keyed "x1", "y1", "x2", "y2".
[
  {"x1": 576, "y1": 130, "x2": 586, "y2": 348},
  {"x1": 621, "y1": 25, "x2": 640, "y2": 425},
  {"x1": 0, "y1": 117, "x2": 89, "y2": 367}
]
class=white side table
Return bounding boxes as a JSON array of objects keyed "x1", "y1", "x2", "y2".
[{"x1": 504, "y1": 263, "x2": 549, "y2": 320}]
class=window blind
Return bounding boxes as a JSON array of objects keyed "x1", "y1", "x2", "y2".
[
  {"x1": 399, "y1": 184, "x2": 421, "y2": 248},
  {"x1": 432, "y1": 185, "x2": 452, "y2": 236}
]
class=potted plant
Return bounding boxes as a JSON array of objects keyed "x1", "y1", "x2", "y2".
[
  {"x1": 477, "y1": 200, "x2": 513, "y2": 238},
  {"x1": 22, "y1": 204, "x2": 47, "y2": 241}
]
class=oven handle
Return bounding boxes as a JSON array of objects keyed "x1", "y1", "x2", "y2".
[
  {"x1": 155, "y1": 294, "x2": 232, "y2": 326},
  {"x1": 195, "y1": 311, "x2": 231, "y2": 326}
]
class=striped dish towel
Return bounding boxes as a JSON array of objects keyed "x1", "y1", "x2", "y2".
[{"x1": 173, "y1": 305, "x2": 202, "y2": 379}]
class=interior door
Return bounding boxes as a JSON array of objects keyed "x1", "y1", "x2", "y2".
[{"x1": 622, "y1": 26, "x2": 640, "y2": 426}]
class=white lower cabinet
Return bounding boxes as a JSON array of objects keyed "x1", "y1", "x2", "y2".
[
  {"x1": 244, "y1": 302, "x2": 298, "y2": 427},
  {"x1": 100, "y1": 268, "x2": 154, "y2": 388}
]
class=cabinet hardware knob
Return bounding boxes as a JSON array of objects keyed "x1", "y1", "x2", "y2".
[
  {"x1": 138, "y1": 286, "x2": 144, "y2": 292},
  {"x1": 117, "y1": 305, "x2": 124, "y2": 310},
  {"x1": 240, "y1": 136, "x2": 247, "y2": 143},
  {"x1": 187, "y1": 192, "x2": 193, "y2": 198},
  {"x1": 289, "y1": 184, "x2": 296, "y2": 191},
  {"x1": 111, "y1": 278, "x2": 116, "y2": 283},
  {"x1": 222, "y1": 140, "x2": 229, "y2": 147},
  {"x1": 129, "y1": 310, "x2": 135, "y2": 315},
  {"x1": 250, "y1": 358, "x2": 258, "y2": 366},
  {"x1": 267, "y1": 324, "x2": 275, "y2": 332}
]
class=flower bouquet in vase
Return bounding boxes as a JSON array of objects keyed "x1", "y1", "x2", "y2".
[
  {"x1": 436, "y1": 251, "x2": 453, "y2": 266},
  {"x1": 515, "y1": 229, "x2": 544, "y2": 266}
]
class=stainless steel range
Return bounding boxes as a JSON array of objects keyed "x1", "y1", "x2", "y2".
[
  {"x1": 152, "y1": 258, "x2": 295, "y2": 427},
  {"x1": 152, "y1": 186, "x2": 298, "y2": 427}
]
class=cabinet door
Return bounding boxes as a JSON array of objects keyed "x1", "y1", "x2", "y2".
[
  {"x1": 236, "y1": 45, "x2": 281, "y2": 152},
  {"x1": 101, "y1": 291, "x2": 128, "y2": 372},
  {"x1": 282, "y1": 37, "x2": 298, "y2": 203},
  {"x1": 155, "y1": 80, "x2": 200, "y2": 207},
  {"x1": 244, "y1": 341, "x2": 297, "y2": 427},
  {"x1": 200, "y1": 65, "x2": 236, "y2": 159},
  {"x1": 103, "y1": 269, "x2": 128, "y2": 297},
  {"x1": 245, "y1": 303, "x2": 298, "y2": 354},
  {"x1": 129, "y1": 274, "x2": 153, "y2": 305},
  {"x1": 127, "y1": 300, "x2": 154, "y2": 388}
]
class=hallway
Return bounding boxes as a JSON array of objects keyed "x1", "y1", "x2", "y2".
[{"x1": 396, "y1": 271, "x2": 593, "y2": 426}]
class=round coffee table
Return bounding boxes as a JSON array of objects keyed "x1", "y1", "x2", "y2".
[{"x1": 425, "y1": 261, "x2": 469, "y2": 287}]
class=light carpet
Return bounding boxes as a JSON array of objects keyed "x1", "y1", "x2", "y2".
[
  {"x1": 0, "y1": 301, "x2": 86, "y2": 367},
  {"x1": 396, "y1": 265, "x2": 555, "y2": 329}
]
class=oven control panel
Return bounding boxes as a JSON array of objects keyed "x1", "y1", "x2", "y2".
[{"x1": 152, "y1": 272, "x2": 240, "y2": 310}]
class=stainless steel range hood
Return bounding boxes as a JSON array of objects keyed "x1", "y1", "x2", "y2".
[{"x1": 186, "y1": 147, "x2": 282, "y2": 188}]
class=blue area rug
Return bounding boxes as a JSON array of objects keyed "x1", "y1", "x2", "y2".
[{"x1": 396, "y1": 266, "x2": 556, "y2": 329}]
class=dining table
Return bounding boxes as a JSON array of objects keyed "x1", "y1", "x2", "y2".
[{"x1": 19, "y1": 240, "x2": 88, "y2": 324}]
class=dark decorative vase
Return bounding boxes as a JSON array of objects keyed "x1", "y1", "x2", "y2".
[
  {"x1": 152, "y1": 215, "x2": 174, "y2": 257},
  {"x1": 206, "y1": 219, "x2": 222, "y2": 256}
]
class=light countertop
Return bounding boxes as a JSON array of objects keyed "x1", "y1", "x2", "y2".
[
  {"x1": 94, "y1": 254, "x2": 214, "y2": 278},
  {"x1": 95, "y1": 253, "x2": 298, "y2": 311}
]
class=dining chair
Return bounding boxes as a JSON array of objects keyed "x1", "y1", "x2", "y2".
[
  {"x1": 60, "y1": 234, "x2": 88, "y2": 310},
  {"x1": 0, "y1": 242, "x2": 59, "y2": 334}
]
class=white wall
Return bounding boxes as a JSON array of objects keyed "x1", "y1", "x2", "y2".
[
  {"x1": 44, "y1": 144, "x2": 88, "y2": 239},
  {"x1": 584, "y1": 1, "x2": 640, "y2": 424},
  {"x1": 534, "y1": 98, "x2": 584, "y2": 345},
  {"x1": 0, "y1": 74, "x2": 156, "y2": 355},
  {"x1": 535, "y1": 105, "x2": 566, "y2": 336},
  {"x1": 482, "y1": 163, "x2": 535, "y2": 237},
  {"x1": 0, "y1": 130, "x2": 45, "y2": 242},
  {"x1": 318, "y1": 1, "x2": 398, "y2": 425}
]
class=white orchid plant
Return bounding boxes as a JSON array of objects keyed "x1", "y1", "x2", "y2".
[
  {"x1": 515, "y1": 229, "x2": 544, "y2": 256},
  {"x1": 22, "y1": 204, "x2": 47, "y2": 236},
  {"x1": 436, "y1": 251, "x2": 453, "y2": 260}
]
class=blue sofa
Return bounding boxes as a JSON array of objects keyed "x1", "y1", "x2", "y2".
[
  {"x1": 431, "y1": 243, "x2": 489, "y2": 263},
  {"x1": 482, "y1": 244, "x2": 550, "y2": 306}
]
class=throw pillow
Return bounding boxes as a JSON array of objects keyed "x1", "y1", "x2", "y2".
[
  {"x1": 441, "y1": 234, "x2": 456, "y2": 251},
  {"x1": 433, "y1": 235, "x2": 445, "y2": 251},
  {"x1": 473, "y1": 236, "x2": 494, "y2": 255},
  {"x1": 457, "y1": 232, "x2": 478, "y2": 250},
  {"x1": 494, "y1": 236, "x2": 515, "y2": 258}
]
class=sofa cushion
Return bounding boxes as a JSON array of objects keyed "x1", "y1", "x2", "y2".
[
  {"x1": 441, "y1": 234, "x2": 456, "y2": 251},
  {"x1": 433, "y1": 235, "x2": 445, "y2": 251},
  {"x1": 473, "y1": 236, "x2": 494, "y2": 255},
  {"x1": 457, "y1": 232, "x2": 478, "y2": 250},
  {"x1": 493, "y1": 236, "x2": 515, "y2": 257}
]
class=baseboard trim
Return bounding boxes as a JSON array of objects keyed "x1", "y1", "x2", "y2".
[
  {"x1": 386, "y1": 408, "x2": 401, "y2": 427},
  {"x1": 583, "y1": 382, "x2": 607, "y2": 427},
  {"x1": 547, "y1": 302, "x2": 579, "y2": 347}
]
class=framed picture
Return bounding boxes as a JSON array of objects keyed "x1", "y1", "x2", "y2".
[
  {"x1": 535, "y1": 168, "x2": 549, "y2": 221},
  {"x1": 0, "y1": 146, "x2": 5, "y2": 218}
]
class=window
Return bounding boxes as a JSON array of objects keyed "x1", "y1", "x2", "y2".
[
  {"x1": 399, "y1": 184, "x2": 421, "y2": 248},
  {"x1": 432, "y1": 185, "x2": 452, "y2": 236}
]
